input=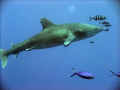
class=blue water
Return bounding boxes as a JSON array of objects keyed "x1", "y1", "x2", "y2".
[{"x1": 1, "y1": 1, "x2": 120, "y2": 90}]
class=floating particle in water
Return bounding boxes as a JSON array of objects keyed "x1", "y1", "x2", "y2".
[{"x1": 68, "y1": 5, "x2": 76, "y2": 13}]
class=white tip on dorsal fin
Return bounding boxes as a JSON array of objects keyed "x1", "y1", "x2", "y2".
[
  {"x1": 40, "y1": 18, "x2": 56, "y2": 30},
  {"x1": 11, "y1": 44, "x2": 16, "y2": 47}
]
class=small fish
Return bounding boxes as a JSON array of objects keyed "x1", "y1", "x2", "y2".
[
  {"x1": 110, "y1": 70, "x2": 120, "y2": 77},
  {"x1": 104, "y1": 28, "x2": 109, "y2": 31},
  {"x1": 90, "y1": 41, "x2": 94, "y2": 43},
  {"x1": 99, "y1": 21, "x2": 109, "y2": 24},
  {"x1": 89, "y1": 15, "x2": 107, "y2": 21},
  {"x1": 103, "y1": 24, "x2": 111, "y2": 27},
  {"x1": 70, "y1": 68, "x2": 95, "y2": 79}
]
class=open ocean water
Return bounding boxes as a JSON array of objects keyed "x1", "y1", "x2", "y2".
[{"x1": 0, "y1": 0, "x2": 120, "y2": 90}]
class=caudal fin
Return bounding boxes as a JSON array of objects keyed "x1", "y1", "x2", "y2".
[
  {"x1": 89, "y1": 17, "x2": 92, "y2": 21},
  {"x1": 110, "y1": 70, "x2": 115, "y2": 74},
  {"x1": 70, "y1": 68, "x2": 76, "y2": 77},
  {"x1": 70, "y1": 73, "x2": 76, "y2": 77},
  {"x1": 0, "y1": 49, "x2": 8, "y2": 68},
  {"x1": 110, "y1": 70, "x2": 115, "y2": 77}
]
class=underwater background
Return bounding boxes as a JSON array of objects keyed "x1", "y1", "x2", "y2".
[{"x1": 1, "y1": 0, "x2": 120, "y2": 90}]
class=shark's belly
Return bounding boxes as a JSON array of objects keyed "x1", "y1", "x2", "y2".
[{"x1": 33, "y1": 41, "x2": 64, "y2": 49}]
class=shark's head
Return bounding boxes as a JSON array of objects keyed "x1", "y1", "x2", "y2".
[{"x1": 82, "y1": 24, "x2": 105, "y2": 37}]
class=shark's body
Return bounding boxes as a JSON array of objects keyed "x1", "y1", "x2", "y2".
[{"x1": 0, "y1": 18, "x2": 104, "y2": 68}]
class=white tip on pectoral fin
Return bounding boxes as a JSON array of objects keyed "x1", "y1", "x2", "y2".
[
  {"x1": 64, "y1": 33, "x2": 76, "y2": 46},
  {"x1": 64, "y1": 42, "x2": 70, "y2": 46}
]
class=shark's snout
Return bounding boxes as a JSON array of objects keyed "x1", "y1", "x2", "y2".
[{"x1": 95, "y1": 26, "x2": 105, "y2": 33}]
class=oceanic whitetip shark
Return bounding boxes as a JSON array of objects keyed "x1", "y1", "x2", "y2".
[{"x1": 0, "y1": 18, "x2": 105, "y2": 68}]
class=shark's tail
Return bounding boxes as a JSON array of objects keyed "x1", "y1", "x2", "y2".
[{"x1": 0, "y1": 49, "x2": 8, "y2": 68}]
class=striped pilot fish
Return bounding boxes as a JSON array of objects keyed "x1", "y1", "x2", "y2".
[
  {"x1": 99, "y1": 21, "x2": 109, "y2": 24},
  {"x1": 89, "y1": 15, "x2": 107, "y2": 21},
  {"x1": 103, "y1": 24, "x2": 111, "y2": 27}
]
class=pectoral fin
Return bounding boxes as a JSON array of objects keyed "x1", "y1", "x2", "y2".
[
  {"x1": 15, "y1": 53, "x2": 19, "y2": 58},
  {"x1": 64, "y1": 33, "x2": 76, "y2": 46}
]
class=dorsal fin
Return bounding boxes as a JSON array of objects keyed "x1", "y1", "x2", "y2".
[
  {"x1": 11, "y1": 44, "x2": 16, "y2": 47},
  {"x1": 40, "y1": 18, "x2": 55, "y2": 30}
]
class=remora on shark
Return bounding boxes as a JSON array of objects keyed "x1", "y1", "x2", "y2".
[{"x1": 0, "y1": 18, "x2": 105, "y2": 68}]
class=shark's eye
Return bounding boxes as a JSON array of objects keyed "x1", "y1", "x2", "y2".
[{"x1": 95, "y1": 28, "x2": 98, "y2": 30}]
